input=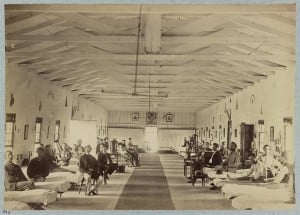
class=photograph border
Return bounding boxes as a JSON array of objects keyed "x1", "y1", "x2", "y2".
[{"x1": 0, "y1": 0, "x2": 299, "y2": 215}]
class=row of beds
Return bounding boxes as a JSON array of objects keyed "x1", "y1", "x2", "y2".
[
  {"x1": 4, "y1": 159, "x2": 86, "y2": 210},
  {"x1": 184, "y1": 152, "x2": 295, "y2": 210},
  {"x1": 206, "y1": 168, "x2": 295, "y2": 210}
]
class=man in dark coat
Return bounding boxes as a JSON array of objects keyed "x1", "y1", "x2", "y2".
[
  {"x1": 44, "y1": 144, "x2": 57, "y2": 170},
  {"x1": 5, "y1": 151, "x2": 34, "y2": 191},
  {"x1": 208, "y1": 143, "x2": 223, "y2": 167},
  {"x1": 96, "y1": 137, "x2": 103, "y2": 155},
  {"x1": 97, "y1": 144, "x2": 117, "y2": 185},
  {"x1": 27, "y1": 147, "x2": 49, "y2": 182},
  {"x1": 79, "y1": 145, "x2": 100, "y2": 195}
]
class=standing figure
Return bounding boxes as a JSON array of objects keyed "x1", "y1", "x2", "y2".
[
  {"x1": 96, "y1": 137, "x2": 103, "y2": 155},
  {"x1": 74, "y1": 139, "x2": 85, "y2": 159}
]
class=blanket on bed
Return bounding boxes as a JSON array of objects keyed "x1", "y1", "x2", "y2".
[{"x1": 4, "y1": 189, "x2": 57, "y2": 205}]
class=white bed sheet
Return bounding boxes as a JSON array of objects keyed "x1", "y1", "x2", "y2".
[
  {"x1": 35, "y1": 180, "x2": 71, "y2": 193},
  {"x1": 232, "y1": 195, "x2": 295, "y2": 210},
  {"x1": 4, "y1": 200, "x2": 32, "y2": 210},
  {"x1": 4, "y1": 189, "x2": 57, "y2": 205}
]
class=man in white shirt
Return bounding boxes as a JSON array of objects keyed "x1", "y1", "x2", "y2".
[{"x1": 259, "y1": 145, "x2": 282, "y2": 178}]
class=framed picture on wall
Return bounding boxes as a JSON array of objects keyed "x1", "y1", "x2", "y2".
[
  {"x1": 146, "y1": 112, "x2": 157, "y2": 125},
  {"x1": 166, "y1": 113, "x2": 173, "y2": 122},
  {"x1": 132, "y1": 112, "x2": 139, "y2": 121},
  {"x1": 270, "y1": 126, "x2": 274, "y2": 141},
  {"x1": 47, "y1": 125, "x2": 50, "y2": 139},
  {"x1": 234, "y1": 129, "x2": 237, "y2": 138},
  {"x1": 24, "y1": 124, "x2": 29, "y2": 140}
]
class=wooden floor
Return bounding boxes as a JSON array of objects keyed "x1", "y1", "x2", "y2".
[
  {"x1": 160, "y1": 154, "x2": 233, "y2": 210},
  {"x1": 47, "y1": 153, "x2": 233, "y2": 210}
]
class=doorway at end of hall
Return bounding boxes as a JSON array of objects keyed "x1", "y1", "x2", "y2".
[{"x1": 144, "y1": 126, "x2": 158, "y2": 153}]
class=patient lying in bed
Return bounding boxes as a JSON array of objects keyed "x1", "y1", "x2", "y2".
[
  {"x1": 225, "y1": 166, "x2": 295, "y2": 210},
  {"x1": 210, "y1": 153, "x2": 289, "y2": 189}
]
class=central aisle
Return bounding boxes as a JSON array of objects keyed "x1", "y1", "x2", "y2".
[{"x1": 115, "y1": 153, "x2": 175, "y2": 210}]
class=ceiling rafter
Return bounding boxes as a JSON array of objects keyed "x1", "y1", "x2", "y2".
[{"x1": 5, "y1": 4, "x2": 295, "y2": 112}]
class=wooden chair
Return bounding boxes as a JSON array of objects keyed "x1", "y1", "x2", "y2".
[
  {"x1": 78, "y1": 176, "x2": 97, "y2": 195},
  {"x1": 191, "y1": 160, "x2": 208, "y2": 187}
]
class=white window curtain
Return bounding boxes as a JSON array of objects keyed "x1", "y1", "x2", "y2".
[{"x1": 157, "y1": 129, "x2": 194, "y2": 152}]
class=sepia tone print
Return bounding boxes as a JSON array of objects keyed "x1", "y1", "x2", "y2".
[{"x1": 3, "y1": 3, "x2": 296, "y2": 210}]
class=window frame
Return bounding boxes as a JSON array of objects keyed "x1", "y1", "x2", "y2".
[
  {"x1": 35, "y1": 117, "x2": 43, "y2": 143},
  {"x1": 5, "y1": 114, "x2": 16, "y2": 147},
  {"x1": 54, "y1": 120, "x2": 60, "y2": 142}
]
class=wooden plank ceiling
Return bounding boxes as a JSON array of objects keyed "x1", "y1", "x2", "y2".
[{"x1": 5, "y1": 4, "x2": 296, "y2": 112}]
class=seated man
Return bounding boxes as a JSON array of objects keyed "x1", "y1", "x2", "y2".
[
  {"x1": 264, "y1": 157, "x2": 289, "y2": 184},
  {"x1": 97, "y1": 144, "x2": 117, "y2": 185},
  {"x1": 118, "y1": 143, "x2": 131, "y2": 166},
  {"x1": 231, "y1": 153, "x2": 264, "y2": 182},
  {"x1": 204, "y1": 142, "x2": 212, "y2": 151},
  {"x1": 219, "y1": 141, "x2": 229, "y2": 159},
  {"x1": 79, "y1": 145, "x2": 101, "y2": 195},
  {"x1": 259, "y1": 145, "x2": 282, "y2": 178},
  {"x1": 207, "y1": 143, "x2": 222, "y2": 167},
  {"x1": 27, "y1": 147, "x2": 49, "y2": 182},
  {"x1": 223, "y1": 162, "x2": 293, "y2": 203},
  {"x1": 209, "y1": 153, "x2": 264, "y2": 190},
  {"x1": 58, "y1": 143, "x2": 72, "y2": 166},
  {"x1": 223, "y1": 142, "x2": 241, "y2": 173},
  {"x1": 5, "y1": 151, "x2": 34, "y2": 191},
  {"x1": 211, "y1": 154, "x2": 290, "y2": 190},
  {"x1": 44, "y1": 144, "x2": 58, "y2": 171}
]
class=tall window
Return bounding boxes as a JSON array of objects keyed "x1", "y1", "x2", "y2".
[
  {"x1": 5, "y1": 114, "x2": 16, "y2": 147},
  {"x1": 258, "y1": 120, "x2": 265, "y2": 152},
  {"x1": 35, "y1": 117, "x2": 43, "y2": 143},
  {"x1": 54, "y1": 120, "x2": 60, "y2": 142}
]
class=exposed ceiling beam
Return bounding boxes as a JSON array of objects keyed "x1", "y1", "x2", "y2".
[
  {"x1": 7, "y1": 48, "x2": 294, "y2": 61},
  {"x1": 5, "y1": 4, "x2": 295, "y2": 14},
  {"x1": 5, "y1": 11, "x2": 42, "y2": 25},
  {"x1": 9, "y1": 53, "x2": 292, "y2": 66},
  {"x1": 6, "y1": 33, "x2": 295, "y2": 44},
  {"x1": 18, "y1": 63, "x2": 288, "y2": 75}
]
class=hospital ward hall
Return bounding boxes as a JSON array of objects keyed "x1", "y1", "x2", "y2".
[{"x1": 3, "y1": 4, "x2": 296, "y2": 210}]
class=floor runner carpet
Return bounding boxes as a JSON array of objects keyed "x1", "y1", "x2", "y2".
[{"x1": 115, "y1": 153, "x2": 175, "y2": 210}]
